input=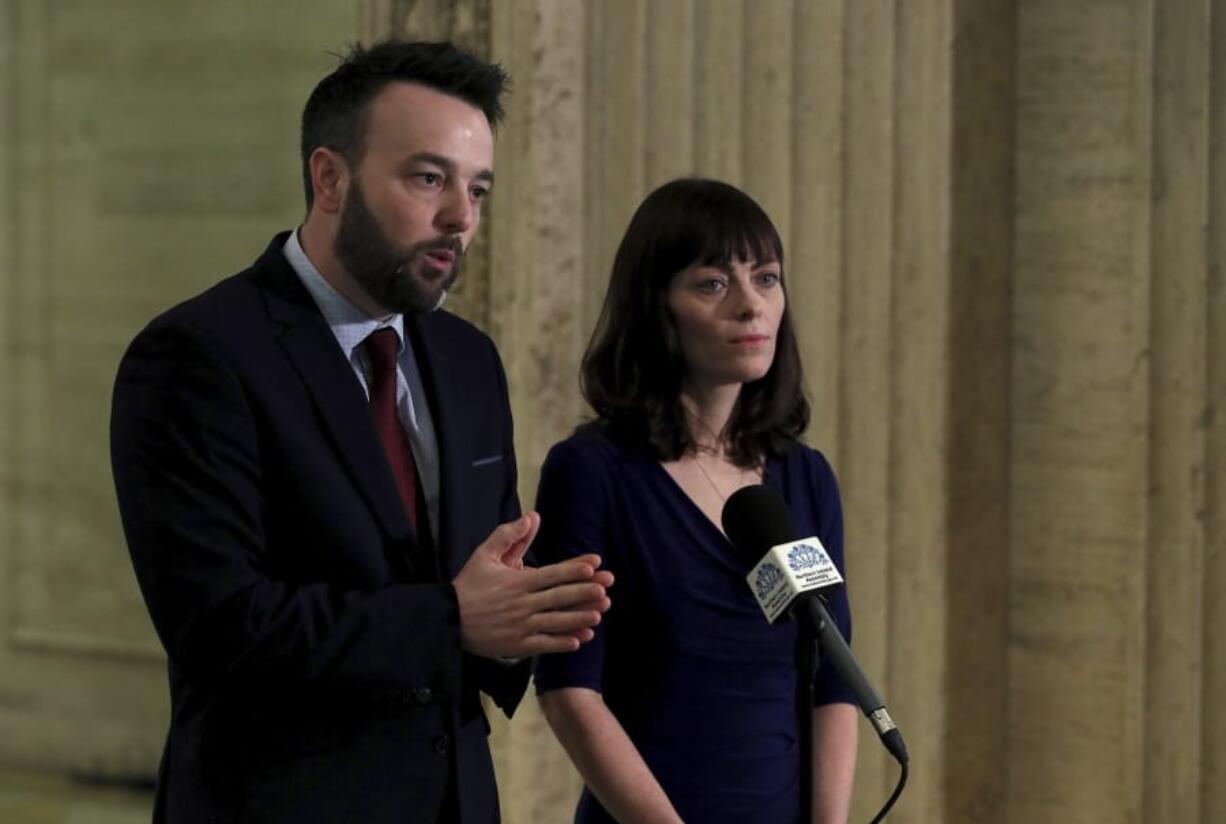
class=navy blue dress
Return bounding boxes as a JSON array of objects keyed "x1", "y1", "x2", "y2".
[{"x1": 533, "y1": 427, "x2": 855, "y2": 824}]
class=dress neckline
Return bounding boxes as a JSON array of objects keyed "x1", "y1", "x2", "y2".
[{"x1": 648, "y1": 455, "x2": 776, "y2": 548}]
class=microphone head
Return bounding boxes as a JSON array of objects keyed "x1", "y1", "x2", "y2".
[{"x1": 721, "y1": 485, "x2": 799, "y2": 564}]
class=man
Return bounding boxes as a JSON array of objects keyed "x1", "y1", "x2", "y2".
[{"x1": 110, "y1": 41, "x2": 611, "y2": 823}]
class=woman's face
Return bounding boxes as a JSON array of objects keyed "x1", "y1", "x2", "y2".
[{"x1": 665, "y1": 257, "x2": 785, "y2": 393}]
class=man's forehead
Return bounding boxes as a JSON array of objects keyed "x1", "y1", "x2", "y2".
[
  {"x1": 363, "y1": 82, "x2": 493, "y2": 164},
  {"x1": 368, "y1": 82, "x2": 490, "y2": 132}
]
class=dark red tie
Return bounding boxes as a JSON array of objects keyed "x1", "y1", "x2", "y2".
[{"x1": 364, "y1": 328, "x2": 418, "y2": 529}]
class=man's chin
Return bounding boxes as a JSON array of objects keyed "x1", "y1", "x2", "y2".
[
  {"x1": 406, "y1": 269, "x2": 457, "y2": 311},
  {"x1": 394, "y1": 281, "x2": 451, "y2": 314}
]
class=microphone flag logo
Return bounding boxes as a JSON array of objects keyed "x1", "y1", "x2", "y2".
[
  {"x1": 787, "y1": 543, "x2": 825, "y2": 571},
  {"x1": 745, "y1": 537, "x2": 844, "y2": 623},
  {"x1": 754, "y1": 562, "x2": 785, "y2": 600}
]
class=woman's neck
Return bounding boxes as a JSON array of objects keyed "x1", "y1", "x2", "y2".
[
  {"x1": 679, "y1": 382, "x2": 741, "y2": 455},
  {"x1": 665, "y1": 383, "x2": 760, "y2": 531}
]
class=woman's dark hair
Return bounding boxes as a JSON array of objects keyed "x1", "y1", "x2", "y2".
[
  {"x1": 581, "y1": 178, "x2": 809, "y2": 467},
  {"x1": 300, "y1": 40, "x2": 509, "y2": 209}
]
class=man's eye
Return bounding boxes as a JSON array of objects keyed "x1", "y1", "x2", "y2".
[
  {"x1": 471, "y1": 185, "x2": 490, "y2": 201},
  {"x1": 417, "y1": 172, "x2": 442, "y2": 186}
]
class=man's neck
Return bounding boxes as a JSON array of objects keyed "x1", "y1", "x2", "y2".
[{"x1": 298, "y1": 219, "x2": 392, "y2": 321}]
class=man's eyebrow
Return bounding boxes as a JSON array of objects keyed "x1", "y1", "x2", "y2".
[{"x1": 407, "y1": 152, "x2": 495, "y2": 185}]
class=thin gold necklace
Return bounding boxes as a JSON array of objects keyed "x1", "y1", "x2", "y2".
[
  {"x1": 683, "y1": 409, "x2": 753, "y2": 500},
  {"x1": 691, "y1": 450, "x2": 750, "y2": 502}
]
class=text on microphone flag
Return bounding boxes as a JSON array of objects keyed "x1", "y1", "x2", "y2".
[{"x1": 746, "y1": 537, "x2": 844, "y2": 623}]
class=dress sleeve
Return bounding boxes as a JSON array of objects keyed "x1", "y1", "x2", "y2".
[
  {"x1": 807, "y1": 449, "x2": 858, "y2": 707},
  {"x1": 532, "y1": 436, "x2": 613, "y2": 694}
]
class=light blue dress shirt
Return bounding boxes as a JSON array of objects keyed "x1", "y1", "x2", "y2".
[{"x1": 282, "y1": 230, "x2": 441, "y2": 544}]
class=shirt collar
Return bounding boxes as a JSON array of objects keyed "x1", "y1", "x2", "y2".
[{"x1": 282, "y1": 228, "x2": 404, "y2": 358}]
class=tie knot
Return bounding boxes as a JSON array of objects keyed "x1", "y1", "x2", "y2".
[{"x1": 364, "y1": 327, "x2": 400, "y2": 375}]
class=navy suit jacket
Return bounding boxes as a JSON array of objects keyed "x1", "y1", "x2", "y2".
[{"x1": 111, "y1": 233, "x2": 529, "y2": 823}]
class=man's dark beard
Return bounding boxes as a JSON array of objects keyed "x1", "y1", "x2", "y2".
[{"x1": 333, "y1": 179, "x2": 462, "y2": 315}]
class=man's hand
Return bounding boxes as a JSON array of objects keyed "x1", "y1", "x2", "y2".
[{"x1": 453, "y1": 512, "x2": 614, "y2": 660}]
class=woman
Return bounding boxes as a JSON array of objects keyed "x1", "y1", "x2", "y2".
[{"x1": 533, "y1": 178, "x2": 858, "y2": 823}]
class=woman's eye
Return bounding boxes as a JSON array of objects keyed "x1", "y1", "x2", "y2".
[
  {"x1": 696, "y1": 279, "x2": 725, "y2": 294},
  {"x1": 756, "y1": 271, "x2": 781, "y2": 287}
]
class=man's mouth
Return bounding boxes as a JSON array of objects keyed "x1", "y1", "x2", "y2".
[
  {"x1": 423, "y1": 249, "x2": 455, "y2": 269},
  {"x1": 414, "y1": 243, "x2": 460, "y2": 276}
]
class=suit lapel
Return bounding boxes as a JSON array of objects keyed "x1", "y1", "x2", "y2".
[{"x1": 252, "y1": 236, "x2": 415, "y2": 549}]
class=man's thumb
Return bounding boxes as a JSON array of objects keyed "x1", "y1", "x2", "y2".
[{"x1": 482, "y1": 513, "x2": 534, "y2": 562}]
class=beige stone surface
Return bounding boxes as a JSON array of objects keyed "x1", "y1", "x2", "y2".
[
  {"x1": 836, "y1": 0, "x2": 900, "y2": 814},
  {"x1": 1206, "y1": 6, "x2": 1226, "y2": 822},
  {"x1": 1011, "y1": 2, "x2": 1152, "y2": 822},
  {"x1": 943, "y1": 2, "x2": 1014, "y2": 821},
  {"x1": 1, "y1": 0, "x2": 358, "y2": 783},
  {"x1": 0, "y1": 770, "x2": 150, "y2": 824},
  {"x1": 483, "y1": 2, "x2": 1226, "y2": 822},
  {"x1": 1145, "y1": 3, "x2": 1209, "y2": 823}
]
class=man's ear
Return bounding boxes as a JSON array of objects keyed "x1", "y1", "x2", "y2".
[{"x1": 308, "y1": 147, "x2": 349, "y2": 214}]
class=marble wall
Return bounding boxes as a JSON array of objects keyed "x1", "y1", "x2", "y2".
[
  {"x1": 394, "y1": 1, "x2": 1226, "y2": 821},
  {"x1": 0, "y1": 0, "x2": 359, "y2": 784}
]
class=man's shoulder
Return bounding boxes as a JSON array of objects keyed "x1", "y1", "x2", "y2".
[
  {"x1": 410, "y1": 308, "x2": 505, "y2": 372},
  {"x1": 160, "y1": 270, "x2": 261, "y2": 324},
  {"x1": 138, "y1": 234, "x2": 293, "y2": 342},
  {"x1": 414, "y1": 307, "x2": 495, "y2": 347}
]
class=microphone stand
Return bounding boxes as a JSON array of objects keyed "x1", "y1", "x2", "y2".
[
  {"x1": 799, "y1": 595, "x2": 910, "y2": 824},
  {"x1": 795, "y1": 608, "x2": 822, "y2": 824}
]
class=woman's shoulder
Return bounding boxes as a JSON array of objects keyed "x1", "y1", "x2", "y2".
[
  {"x1": 774, "y1": 437, "x2": 837, "y2": 482},
  {"x1": 771, "y1": 439, "x2": 845, "y2": 547},
  {"x1": 544, "y1": 421, "x2": 647, "y2": 471},
  {"x1": 770, "y1": 438, "x2": 843, "y2": 517},
  {"x1": 535, "y1": 422, "x2": 652, "y2": 522}
]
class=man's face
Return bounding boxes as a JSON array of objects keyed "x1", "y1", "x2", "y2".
[{"x1": 334, "y1": 82, "x2": 494, "y2": 315}]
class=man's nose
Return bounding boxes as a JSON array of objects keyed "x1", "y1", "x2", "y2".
[{"x1": 436, "y1": 184, "x2": 474, "y2": 235}]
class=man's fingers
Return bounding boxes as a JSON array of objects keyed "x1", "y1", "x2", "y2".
[
  {"x1": 498, "y1": 511, "x2": 540, "y2": 568},
  {"x1": 559, "y1": 597, "x2": 611, "y2": 615},
  {"x1": 569, "y1": 627, "x2": 597, "y2": 644},
  {"x1": 459, "y1": 534, "x2": 614, "y2": 659},
  {"x1": 526, "y1": 606, "x2": 605, "y2": 636},
  {"x1": 525, "y1": 580, "x2": 610, "y2": 613},
  {"x1": 478, "y1": 513, "x2": 537, "y2": 562},
  {"x1": 516, "y1": 631, "x2": 600, "y2": 656},
  {"x1": 527, "y1": 554, "x2": 607, "y2": 590}
]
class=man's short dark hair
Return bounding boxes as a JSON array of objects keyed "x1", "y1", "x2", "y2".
[
  {"x1": 581, "y1": 178, "x2": 809, "y2": 467},
  {"x1": 300, "y1": 40, "x2": 509, "y2": 209}
]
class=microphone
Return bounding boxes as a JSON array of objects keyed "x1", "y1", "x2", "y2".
[{"x1": 722, "y1": 485, "x2": 908, "y2": 765}]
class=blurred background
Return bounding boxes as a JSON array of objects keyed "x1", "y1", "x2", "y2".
[{"x1": 1, "y1": 0, "x2": 1223, "y2": 821}]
